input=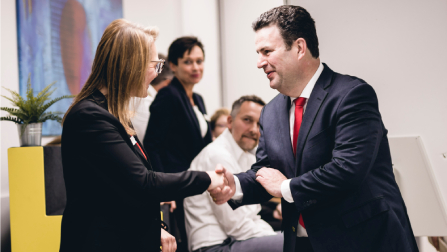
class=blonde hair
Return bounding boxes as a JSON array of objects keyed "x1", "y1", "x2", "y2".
[
  {"x1": 210, "y1": 108, "x2": 230, "y2": 131},
  {"x1": 63, "y1": 19, "x2": 159, "y2": 135}
]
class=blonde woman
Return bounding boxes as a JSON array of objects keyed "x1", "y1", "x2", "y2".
[
  {"x1": 60, "y1": 19, "x2": 228, "y2": 252},
  {"x1": 210, "y1": 108, "x2": 230, "y2": 140}
]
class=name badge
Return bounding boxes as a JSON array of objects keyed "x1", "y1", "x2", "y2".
[{"x1": 130, "y1": 136, "x2": 137, "y2": 146}]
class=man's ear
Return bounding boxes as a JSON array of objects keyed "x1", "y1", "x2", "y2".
[
  {"x1": 295, "y1": 38, "x2": 307, "y2": 60},
  {"x1": 227, "y1": 115, "x2": 233, "y2": 132}
]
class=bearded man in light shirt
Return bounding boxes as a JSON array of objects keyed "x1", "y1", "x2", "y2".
[{"x1": 184, "y1": 95, "x2": 283, "y2": 252}]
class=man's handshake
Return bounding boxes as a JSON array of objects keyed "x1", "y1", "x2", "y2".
[
  {"x1": 207, "y1": 164, "x2": 236, "y2": 204},
  {"x1": 206, "y1": 164, "x2": 231, "y2": 193},
  {"x1": 207, "y1": 165, "x2": 288, "y2": 205}
]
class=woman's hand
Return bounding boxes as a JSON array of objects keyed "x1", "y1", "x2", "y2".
[
  {"x1": 206, "y1": 165, "x2": 229, "y2": 191},
  {"x1": 208, "y1": 164, "x2": 236, "y2": 204},
  {"x1": 160, "y1": 228, "x2": 176, "y2": 252}
]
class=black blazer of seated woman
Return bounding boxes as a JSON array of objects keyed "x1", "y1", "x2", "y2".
[
  {"x1": 143, "y1": 76, "x2": 212, "y2": 173},
  {"x1": 60, "y1": 90, "x2": 211, "y2": 252}
]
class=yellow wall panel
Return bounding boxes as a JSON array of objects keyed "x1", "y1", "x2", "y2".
[{"x1": 9, "y1": 147, "x2": 61, "y2": 252}]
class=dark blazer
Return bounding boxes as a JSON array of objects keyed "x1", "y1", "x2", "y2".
[
  {"x1": 143, "y1": 77, "x2": 212, "y2": 173},
  {"x1": 234, "y1": 64, "x2": 418, "y2": 252},
  {"x1": 60, "y1": 90, "x2": 211, "y2": 252}
]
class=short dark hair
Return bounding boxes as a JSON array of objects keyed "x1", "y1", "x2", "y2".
[
  {"x1": 151, "y1": 53, "x2": 173, "y2": 86},
  {"x1": 252, "y1": 5, "x2": 319, "y2": 58},
  {"x1": 168, "y1": 36, "x2": 205, "y2": 65},
  {"x1": 231, "y1": 95, "x2": 266, "y2": 118}
]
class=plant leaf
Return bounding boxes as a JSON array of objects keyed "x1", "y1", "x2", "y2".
[
  {"x1": 0, "y1": 116, "x2": 23, "y2": 124},
  {"x1": 37, "y1": 95, "x2": 74, "y2": 116},
  {"x1": 1, "y1": 74, "x2": 73, "y2": 124},
  {"x1": 1, "y1": 87, "x2": 24, "y2": 107},
  {"x1": 38, "y1": 112, "x2": 63, "y2": 123}
]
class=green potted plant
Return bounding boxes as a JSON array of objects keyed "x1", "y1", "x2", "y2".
[{"x1": 1, "y1": 75, "x2": 74, "y2": 146}]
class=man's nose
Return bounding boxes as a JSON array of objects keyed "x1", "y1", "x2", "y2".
[
  {"x1": 257, "y1": 55, "x2": 267, "y2": 69},
  {"x1": 250, "y1": 122, "x2": 260, "y2": 135}
]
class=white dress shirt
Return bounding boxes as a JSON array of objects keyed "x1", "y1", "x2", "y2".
[
  {"x1": 184, "y1": 129, "x2": 276, "y2": 251},
  {"x1": 130, "y1": 85, "x2": 157, "y2": 142},
  {"x1": 233, "y1": 62, "x2": 324, "y2": 237}
]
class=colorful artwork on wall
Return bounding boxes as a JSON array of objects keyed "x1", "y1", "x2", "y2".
[{"x1": 16, "y1": 0, "x2": 123, "y2": 135}]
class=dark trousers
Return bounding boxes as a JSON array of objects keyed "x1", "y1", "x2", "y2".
[
  {"x1": 174, "y1": 199, "x2": 188, "y2": 252},
  {"x1": 295, "y1": 237, "x2": 314, "y2": 252}
]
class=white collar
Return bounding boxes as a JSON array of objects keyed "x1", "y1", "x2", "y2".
[
  {"x1": 148, "y1": 85, "x2": 157, "y2": 97},
  {"x1": 220, "y1": 128, "x2": 256, "y2": 161},
  {"x1": 290, "y1": 62, "x2": 324, "y2": 103}
]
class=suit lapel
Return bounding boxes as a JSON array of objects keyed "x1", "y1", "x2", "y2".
[
  {"x1": 89, "y1": 90, "x2": 152, "y2": 170},
  {"x1": 277, "y1": 95, "x2": 296, "y2": 178},
  {"x1": 294, "y1": 65, "x2": 333, "y2": 175},
  {"x1": 172, "y1": 78, "x2": 203, "y2": 140}
]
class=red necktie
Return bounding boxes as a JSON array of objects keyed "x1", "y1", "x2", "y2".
[{"x1": 293, "y1": 97, "x2": 307, "y2": 228}]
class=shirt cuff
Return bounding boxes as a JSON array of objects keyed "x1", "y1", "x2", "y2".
[
  {"x1": 281, "y1": 179, "x2": 294, "y2": 203},
  {"x1": 231, "y1": 175, "x2": 243, "y2": 201}
]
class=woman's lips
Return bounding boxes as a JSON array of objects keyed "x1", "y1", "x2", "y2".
[{"x1": 191, "y1": 74, "x2": 200, "y2": 78}]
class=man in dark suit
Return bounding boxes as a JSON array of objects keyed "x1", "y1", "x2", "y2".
[{"x1": 210, "y1": 5, "x2": 418, "y2": 252}]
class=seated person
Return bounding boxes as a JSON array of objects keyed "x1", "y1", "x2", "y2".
[
  {"x1": 184, "y1": 95, "x2": 283, "y2": 252},
  {"x1": 210, "y1": 108, "x2": 230, "y2": 140},
  {"x1": 259, "y1": 199, "x2": 282, "y2": 231},
  {"x1": 429, "y1": 237, "x2": 447, "y2": 252}
]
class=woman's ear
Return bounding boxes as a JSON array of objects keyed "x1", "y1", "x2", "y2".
[{"x1": 169, "y1": 62, "x2": 177, "y2": 73}]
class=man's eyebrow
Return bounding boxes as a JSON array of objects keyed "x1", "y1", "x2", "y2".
[{"x1": 257, "y1": 46, "x2": 271, "y2": 54}]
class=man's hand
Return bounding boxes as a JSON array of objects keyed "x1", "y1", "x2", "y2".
[
  {"x1": 256, "y1": 167, "x2": 287, "y2": 198},
  {"x1": 160, "y1": 228, "x2": 176, "y2": 252},
  {"x1": 209, "y1": 164, "x2": 236, "y2": 205}
]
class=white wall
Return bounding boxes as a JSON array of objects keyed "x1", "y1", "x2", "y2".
[
  {"x1": 123, "y1": 0, "x2": 182, "y2": 57},
  {"x1": 1, "y1": 0, "x2": 20, "y2": 250},
  {"x1": 220, "y1": 0, "x2": 284, "y2": 107},
  {"x1": 179, "y1": 0, "x2": 222, "y2": 114}
]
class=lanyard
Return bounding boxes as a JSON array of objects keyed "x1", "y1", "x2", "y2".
[{"x1": 130, "y1": 136, "x2": 147, "y2": 160}]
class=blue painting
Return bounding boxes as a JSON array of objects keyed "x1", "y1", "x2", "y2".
[{"x1": 17, "y1": 0, "x2": 123, "y2": 135}]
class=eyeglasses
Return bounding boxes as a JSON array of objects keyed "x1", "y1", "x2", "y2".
[
  {"x1": 151, "y1": 59, "x2": 165, "y2": 74},
  {"x1": 215, "y1": 123, "x2": 227, "y2": 128}
]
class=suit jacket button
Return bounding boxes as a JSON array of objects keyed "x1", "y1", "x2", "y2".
[{"x1": 292, "y1": 226, "x2": 296, "y2": 232}]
